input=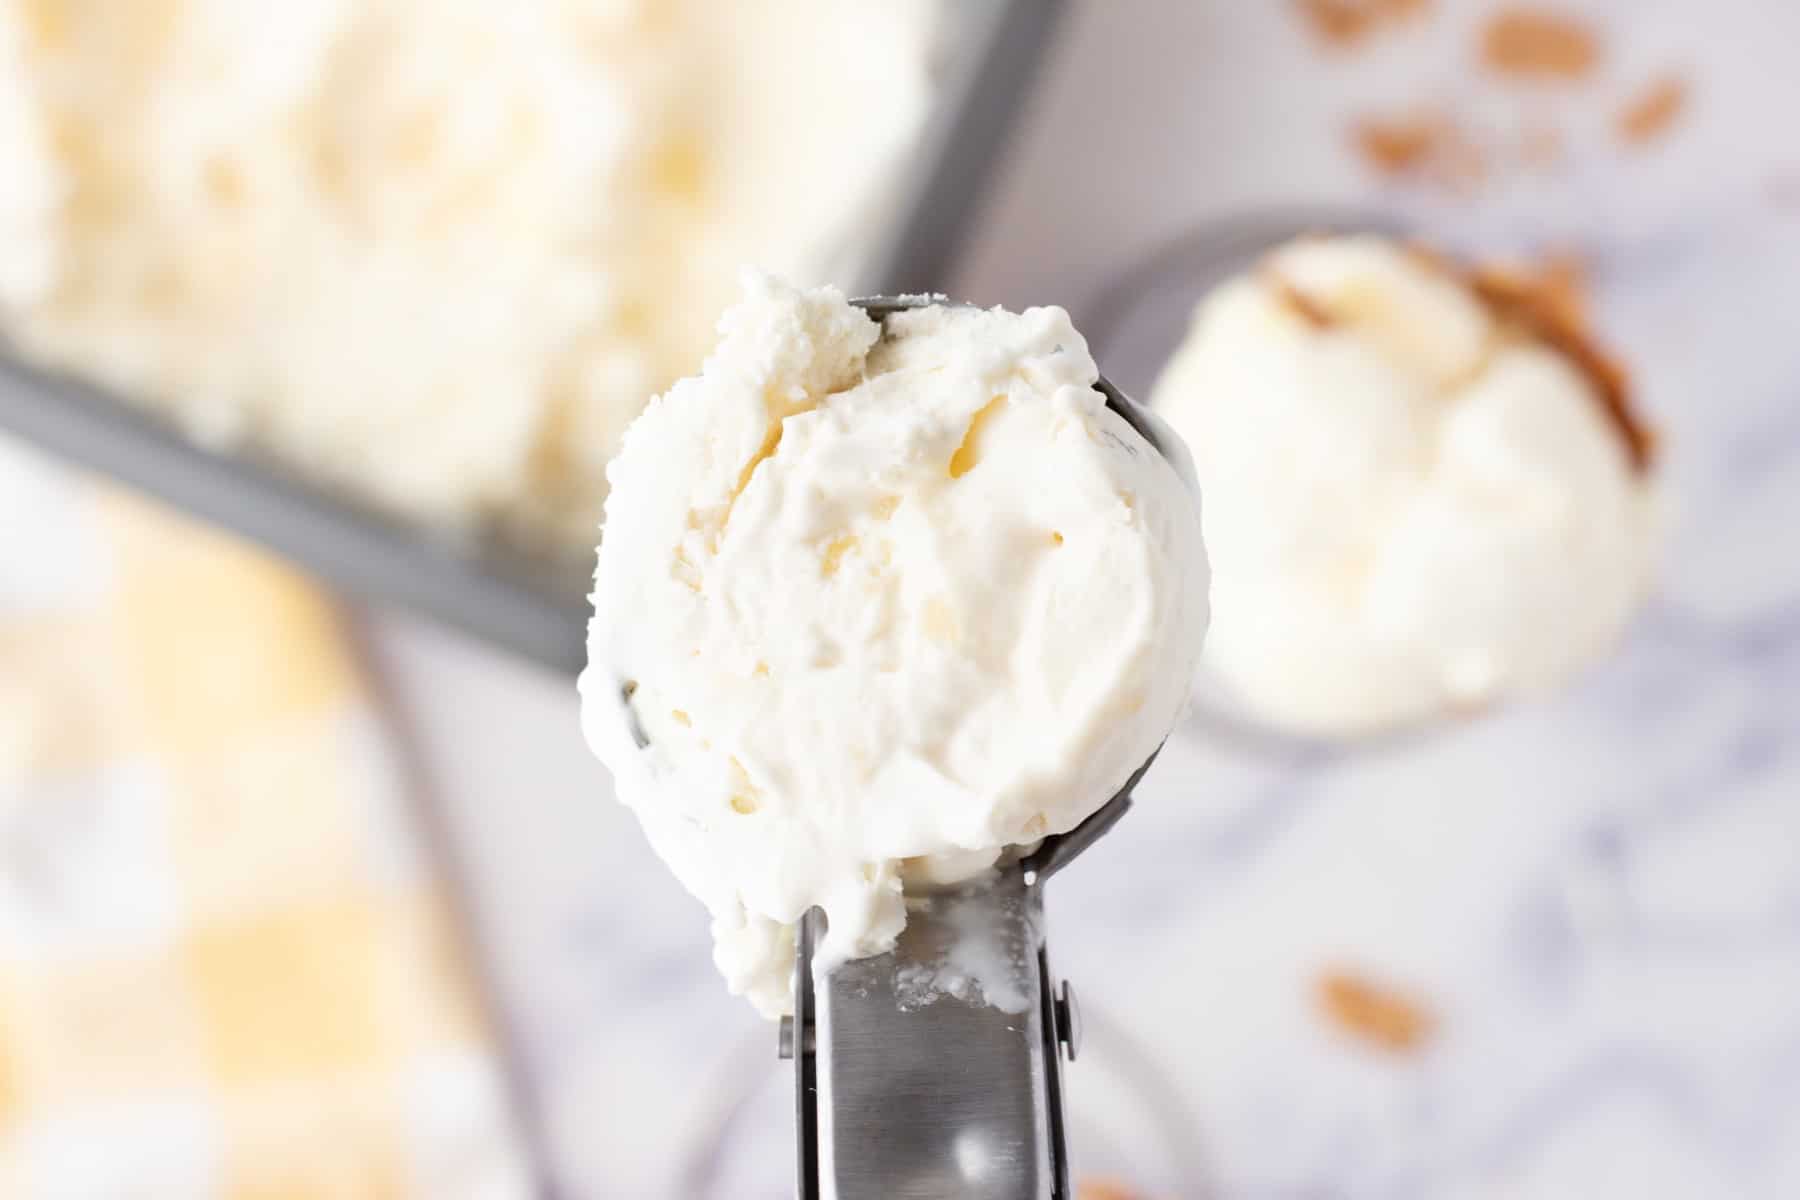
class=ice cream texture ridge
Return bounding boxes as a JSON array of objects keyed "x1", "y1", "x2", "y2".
[
  {"x1": 1154, "y1": 234, "x2": 1658, "y2": 738},
  {"x1": 580, "y1": 274, "x2": 1209, "y2": 1016}
]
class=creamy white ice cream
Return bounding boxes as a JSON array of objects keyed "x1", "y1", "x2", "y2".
[
  {"x1": 0, "y1": 2, "x2": 56, "y2": 310},
  {"x1": 581, "y1": 275, "x2": 1209, "y2": 1015},
  {"x1": 1152, "y1": 235, "x2": 1657, "y2": 738},
  {"x1": 0, "y1": 0, "x2": 937, "y2": 551}
]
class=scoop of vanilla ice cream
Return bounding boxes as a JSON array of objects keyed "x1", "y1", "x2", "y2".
[
  {"x1": 1152, "y1": 235, "x2": 1656, "y2": 738},
  {"x1": 581, "y1": 275, "x2": 1209, "y2": 1016}
]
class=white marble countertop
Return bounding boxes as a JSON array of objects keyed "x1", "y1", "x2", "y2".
[{"x1": 361, "y1": 2, "x2": 1800, "y2": 1195}]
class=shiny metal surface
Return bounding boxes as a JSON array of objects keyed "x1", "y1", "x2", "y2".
[{"x1": 807, "y1": 874, "x2": 1062, "y2": 1200}]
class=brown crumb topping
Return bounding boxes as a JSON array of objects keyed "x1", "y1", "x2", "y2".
[
  {"x1": 1275, "y1": 238, "x2": 1653, "y2": 473},
  {"x1": 1395, "y1": 244, "x2": 1652, "y2": 473},
  {"x1": 1467, "y1": 262, "x2": 1654, "y2": 473},
  {"x1": 1265, "y1": 271, "x2": 1337, "y2": 328},
  {"x1": 1488, "y1": 253, "x2": 1591, "y2": 329},
  {"x1": 1296, "y1": 0, "x2": 1430, "y2": 48},
  {"x1": 1480, "y1": 8, "x2": 1600, "y2": 82},
  {"x1": 1615, "y1": 75, "x2": 1689, "y2": 146},
  {"x1": 1397, "y1": 241, "x2": 1457, "y2": 278},
  {"x1": 1318, "y1": 969, "x2": 1435, "y2": 1052}
]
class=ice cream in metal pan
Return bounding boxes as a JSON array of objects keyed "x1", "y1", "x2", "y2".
[{"x1": 0, "y1": 1, "x2": 1069, "y2": 673}]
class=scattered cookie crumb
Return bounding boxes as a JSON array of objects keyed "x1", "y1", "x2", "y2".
[
  {"x1": 1480, "y1": 8, "x2": 1600, "y2": 82},
  {"x1": 1296, "y1": 0, "x2": 1430, "y2": 48},
  {"x1": 1615, "y1": 75, "x2": 1689, "y2": 146},
  {"x1": 1351, "y1": 110, "x2": 1485, "y2": 191},
  {"x1": 1353, "y1": 114, "x2": 1441, "y2": 173},
  {"x1": 1077, "y1": 1180, "x2": 1145, "y2": 1200},
  {"x1": 1317, "y1": 968, "x2": 1436, "y2": 1052}
]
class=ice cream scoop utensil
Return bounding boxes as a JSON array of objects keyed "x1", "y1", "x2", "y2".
[{"x1": 783, "y1": 297, "x2": 1192, "y2": 1200}]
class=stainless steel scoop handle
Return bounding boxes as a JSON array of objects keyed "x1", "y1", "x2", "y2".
[
  {"x1": 784, "y1": 791, "x2": 1141, "y2": 1200},
  {"x1": 794, "y1": 871, "x2": 1065, "y2": 1200},
  {"x1": 784, "y1": 805, "x2": 1108, "y2": 1200}
]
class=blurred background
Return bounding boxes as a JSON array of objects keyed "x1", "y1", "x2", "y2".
[{"x1": 2, "y1": 1, "x2": 1798, "y2": 1197}]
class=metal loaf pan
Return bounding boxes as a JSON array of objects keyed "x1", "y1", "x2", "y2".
[{"x1": 0, "y1": 0, "x2": 1064, "y2": 673}]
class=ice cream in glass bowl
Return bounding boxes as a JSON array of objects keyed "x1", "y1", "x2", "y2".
[{"x1": 1087, "y1": 213, "x2": 1659, "y2": 754}]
